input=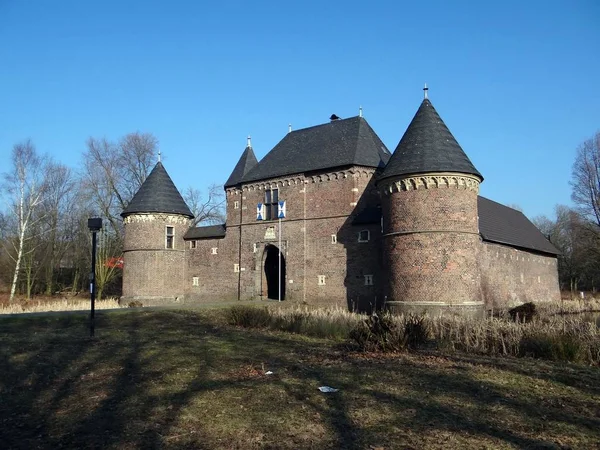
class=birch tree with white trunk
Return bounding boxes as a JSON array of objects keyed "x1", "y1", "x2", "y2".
[{"x1": 2, "y1": 141, "x2": 48, "y2": 302}]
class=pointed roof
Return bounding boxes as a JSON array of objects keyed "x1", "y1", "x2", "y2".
[
  {"x1": 478, "y1": 197, "x2": 559, "y2": 255},
  {"x1": 379, "y1": 99, "x2": 482, "y2": 182},
  {"x1": 121, "y1": 162, "x2": 193, "y2": 218},
  {"x1": 240, "y1": 116, "x2": 391, "y2": 184},
  {"x1": 224, "y1": 144, "x2": 258, "y2": 188}
]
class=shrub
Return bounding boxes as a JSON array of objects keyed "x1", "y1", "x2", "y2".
[
  {"x1": 519, "y1": 332, "x2": 585, "y2": 363},
  {"x1": 402, "y1": 314, "x2": 431, "y2": 349},
  {"x1": 225, "y1": 306, "x2": 271, "y2": 328},
  {"x1": 509, "y1": 302, "x2": 537, "y2": 323},
  {"x1": 349, "y1": 313, "x2": 431, "y2": 352}
]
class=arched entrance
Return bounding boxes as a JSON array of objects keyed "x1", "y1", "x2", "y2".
[{"x1": 264, "y1": 245, "x2": 286, "y2": 300}]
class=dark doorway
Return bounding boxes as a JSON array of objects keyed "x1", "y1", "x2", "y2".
[{"x1": 264, "y1": 245, "x2": 286, "y2": 300}]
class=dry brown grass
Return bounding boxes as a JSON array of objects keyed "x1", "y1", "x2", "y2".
[
  {"x1": 1, "y1": 309, "x2": 599, "y2": 449},
  {"x1": 0, "y1": 297, "x2": 123, "y2": 314},
  {"x1": 227, "y1": 303, "x2": 600, "y2": 364}
]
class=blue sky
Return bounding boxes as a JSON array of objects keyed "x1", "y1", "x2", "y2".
[{"x1": 1, "y1": 0, "x2": 598, "y2": 219}]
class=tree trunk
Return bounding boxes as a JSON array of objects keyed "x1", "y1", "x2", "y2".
[{"x1": 9, "y1": 213, "x2": 27, "y2": 304}]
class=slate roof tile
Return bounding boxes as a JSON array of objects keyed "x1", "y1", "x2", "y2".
[
  {"x1": 240, "y1": 116, "x2": 391, "y2": 184},
  {"x1": 478, "y1": 196, "x2": 559, "y2": 255},
  {"x1": 224, "y1": 145, "x2": 258, "y2": 188},
  {"x1": 184, "y1": 224, "x2": 226, "y2": 240},
  {"x1": 121, "y1": 162, "x2": 193, "y2": 218},
  {"x1": 379, "y1": 99, "x2": 482, "y2": 182}
]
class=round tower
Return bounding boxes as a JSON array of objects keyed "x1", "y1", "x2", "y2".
[
  {"x1": 120, "y1": 161, "x2": 194, "y2": 306},
  {"x1": 379, "y1": 92, "x2": 484, "y2": 314}
]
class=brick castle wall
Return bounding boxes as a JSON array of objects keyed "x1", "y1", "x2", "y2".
[
  {"x1": 480, "y1": 242, "x2": 560, "y2": 308},
  {"x1": 381, "y1": 175, "x2": 482, "y2": 306},
  {"x1": 122, "y1": 214, "x2": 190, "y2": 304},
  {"x1": 184, "y1": 167, "x2": 383, "y2": 309}
]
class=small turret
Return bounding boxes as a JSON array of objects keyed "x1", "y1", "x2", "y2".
[
  {"x1": 379, "y1": 90, "x2": 483, "y2": 313},
  {"x1": 121, "y1": 162, "x2": 194, "y2": 306}
]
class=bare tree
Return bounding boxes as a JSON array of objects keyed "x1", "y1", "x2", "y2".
[
  {"x1": 82, "y1": 132, "x2": 158, "y2": 238},
  {"x1": 1, "y1": 141, "x2": 48, "y2": 302},
  {"x1": 38, "y1": 162, "x2": 78, "y2": 295},
  {"x1": 95, "y1": 229, "x2": 121, "y2": 301},
  {"x1": 183, "y1": 184, "x2": 226, "y2": 227},
  {"x1": 571, "y1": 131, "x2": 600, "y2": 226}
]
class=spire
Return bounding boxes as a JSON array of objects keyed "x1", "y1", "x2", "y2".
[
  {"x1": 379, "y1": 96, "x2": 482, "y2": 182},
  {"x1": 423, "y1": 83, "x2": 428, "y2": 99},
  {"x1": 224, "y1": 140, "x2": 259, "y2": 188},
  {"x1": 288, "y1": 123, "x2": 292, "y2": 133},
  {"x1": 158, "y1": 149, "x2": 162, "y2": 162},
  {"x1": 121, "y1": 162, "x2": 193, "y2": 218},
  {"x1": 247, "y1": 135, "x2": 252, "y2": 149},
  {"x1": 359, "y1": 106, "x2": 363, "y2": 117}
]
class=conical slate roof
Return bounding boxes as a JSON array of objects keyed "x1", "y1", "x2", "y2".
[
  {"x1": 240, "y1": 116, "x2": 390, "y2": 184},
  {"x1": 121, "y1": 162, "x2": 193, "y2": 218},
  {"x1": 379, "y1": 99, "x2": 482, "y2": 182},
  {"x1": 224, "y1": 144, "x2": 258, "y2": 188}
]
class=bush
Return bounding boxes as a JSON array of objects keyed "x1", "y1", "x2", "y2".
[
  {"x1": 519, "y1": 332, "x2": 585, "y2": 363},
  {"x1": 403, "y1": 314, "x2": 431, "y2": 349},
  {"x1": 509, "y1": 302, "x2": 537, "y2": 323},
  {"x1": 349, "y1": 313, "x2": 431, "y2": 352},
  {"x1": 225, "y1": 306, "x2": 271, "y2": 328}
]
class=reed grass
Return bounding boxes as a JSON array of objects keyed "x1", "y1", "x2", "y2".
[
  {"x1": 224, "y1": 303, "x2": 600, "y2": 364},
  {"x1": 0, "y1": 298, "x2": 123, "y2": 314}
]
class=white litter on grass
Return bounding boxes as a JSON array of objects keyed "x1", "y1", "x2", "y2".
[
  {"x1": 265, "y1": 371, "x2": 273, "y2": 375},
  {"x1": 318, "y1": 386, "x2": 339, "y2": 393}
]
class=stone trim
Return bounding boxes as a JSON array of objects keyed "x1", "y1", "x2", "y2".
[
  {"x1": 242, "y1": 176, "x2": 305, "y2": 192},
  {"x1": 123, "y1": 249, "x2": 185, "y2": 253},
  {"x1": 386, "y1": 300, "x2": 485, "y2": 306},
  {"x1": 380, "y1": 173, "x2": 480, "y2": 195},
  {"x1": 123, "y1": 213, "x2": 190, "y2": 225},
  {"x1": 383, "y1": 229, "x2": 481, "y2": 238},
  {"x1": 231, "y1": 167, "x2": 377, "y2": 193}
]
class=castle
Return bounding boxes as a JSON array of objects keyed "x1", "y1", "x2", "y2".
[{"x1": 120, "y1": 93, "x2": 560, "y2": 313}]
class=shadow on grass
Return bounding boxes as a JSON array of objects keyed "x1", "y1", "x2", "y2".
[{"x1": 0, "y1": 310, "x2": 599, "y2": 449}]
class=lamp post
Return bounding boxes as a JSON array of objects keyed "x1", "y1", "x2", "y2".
[{"x1": 87, "y1": 218, "x2": 102, "y2": 337}]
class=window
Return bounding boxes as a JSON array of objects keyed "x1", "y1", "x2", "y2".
[
  {"x1": 318, "y1": 275, "x2": 326, "y2": 286},
  {"x1": 234, "y1": 264, "x2": 240, "y2": 273},
  {"x1": 190, "y1": 240, "x2": 196, "y2": 249},
  {"x1": 358, "y1": 230, "x2": 370, "y2": 242},
  {"x1": 331, "y1": 234, "x2": 337, "y2": 244},
  {"x1": 166, "y1": 226, "x2": 174, "y2": 249},
  {"x1": 211, "y1": 247, "x2": 218, "y2": 255},
  {"x1": 192, "y1": 277, "x2": 199, "y2": 286},
  {"x1": 234, "y1": 200, "x2": 239, "y2": 209},
  {"x1": 265, "y1": 188, "x2": 279, "y2": 220},
  {"x1": 364, "y1": 274, "x2": 373, "y2": 286},
  {"x1": 253, "y1": 243, "x2": 258, "y2": 253}
]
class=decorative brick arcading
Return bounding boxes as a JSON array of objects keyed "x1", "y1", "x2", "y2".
[
  {"x1": 379, "y1": 173, "x2": 480, "y2": 195},
  {"x1": 235, "y1": 167, "x2": 376, "y2": 193},
  {"x1": 123, "y1": 213, "x2": 190, "y2": 225}
]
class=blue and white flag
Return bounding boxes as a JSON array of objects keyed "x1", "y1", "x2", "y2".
[
  {"x1": 256, "y1": 203, "x2": 264, "y2": 220},
  {"x1": 278, "y1": 200, "x2": 286, "y2": 219}
]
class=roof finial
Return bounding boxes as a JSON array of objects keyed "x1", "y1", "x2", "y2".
[
  {"x1": 359, "y1": 105, "x2": 363, "y2": 117},
  {"x1": 423, "y1": 83, "x2": 429, "y2": 99},
  {"x1": 247, "y1": 135, "x2": 252, "y2": 149},
  {"x1": 158, "y1": 149, "x2": 162, "y2": 162},
  {"x1": 288, "y1": 123, "x2": 292, "y2": 133}
]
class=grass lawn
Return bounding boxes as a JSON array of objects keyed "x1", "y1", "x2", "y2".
[{"x1": 0, "y1": 309, "x2": 599, "y2": 449}]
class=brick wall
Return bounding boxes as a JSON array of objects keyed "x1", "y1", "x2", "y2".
[
  {"x1": 382, "y1": 178, "x2": 482, "y2": 306},
  {"x1": 479, "y1": 242, "x2": 560, "y2": 308},
  {"x1": 122, "y1": 214, "x2": 190, "y2": 305},
  {"x1": 182, "y1": 167, "x2": 383, "y2": 308}
]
